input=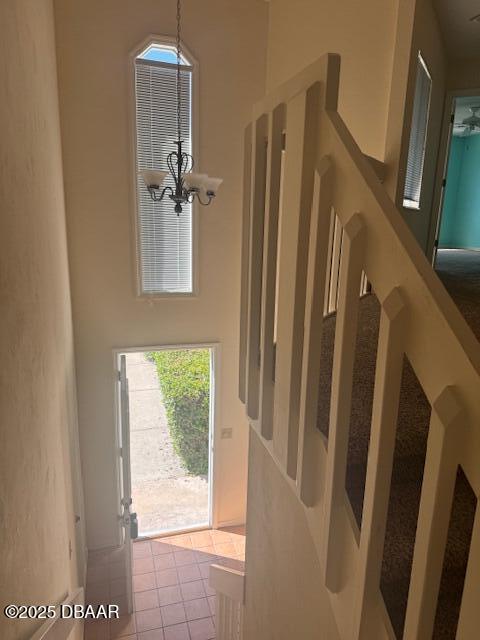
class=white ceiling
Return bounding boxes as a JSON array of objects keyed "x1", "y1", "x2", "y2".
[{"x1": 434, "y1": 0, "x2": 480, "y2": 59}]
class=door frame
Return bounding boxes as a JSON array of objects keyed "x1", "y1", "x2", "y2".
[
  {"x1": 113, "y1": 341, "x2": 220, "y2": 543},
  {"x1": 427, "y1": 87, "x2": 480, "y2": 262}
]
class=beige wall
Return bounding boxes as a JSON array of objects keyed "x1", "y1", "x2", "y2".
[
  {"x1": 54, "y1": 0, "x2": 268, "y2": 549},
  {"x1": 266, "y1": 0, "x2": 398, "y2": 160},
  {"x1": 0, "y1": 1, "x2": 85, "y2": 638},
  {"x1": 447, "y1": 56, "x2": 480, "y2": 91},
  {"x1": 383, "y1": 0, "x2": 417, "y2": 200},
  {"x1": 244, "y1": 431, "x2": 340, "y2": 640}
]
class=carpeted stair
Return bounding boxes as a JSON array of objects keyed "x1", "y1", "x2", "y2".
[{"x1": 316, "y1": 249, "x2": 479, "y2": 639}]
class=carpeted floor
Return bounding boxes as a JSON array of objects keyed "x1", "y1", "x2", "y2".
[
  {"x1": 316, "y1": 249, "x2": 479, "y2": 639},
  {"x1": 435, "y1": 249, "x2": 480, "y2": 341}
]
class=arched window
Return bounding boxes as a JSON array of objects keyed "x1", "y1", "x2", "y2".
[{"x1": 133, "y1": 41, "x2": 194, "y2": 295}]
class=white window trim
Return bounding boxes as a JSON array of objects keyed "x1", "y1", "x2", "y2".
[
  {"x1": 128, "y1": 35, "x2": 200, "y2": 299},
  {"x1": 402, "y1": 51, "x2": 432, "y2": 212}
]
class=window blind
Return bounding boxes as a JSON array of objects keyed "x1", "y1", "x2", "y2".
[
  {"x1": 135, "y1": 58, "x2": 193, "y2": 294},
  {"x1": 403, "y1": 54, "x2": 432, "y2": 209}
]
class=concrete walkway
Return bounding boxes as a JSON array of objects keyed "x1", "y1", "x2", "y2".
[{"x1": 126, "y1": 352, "x2": 209, "y2": 536}]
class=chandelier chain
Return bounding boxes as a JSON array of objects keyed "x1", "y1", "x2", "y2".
[{"x1": 176, "y1": 0, "x2": 182, "y2": 142}]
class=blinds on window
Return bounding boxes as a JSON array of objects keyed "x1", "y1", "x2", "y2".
[
  {"x1": 403, "y1": 54, "x2": 432, "y2": 209},
  {"x1": 135, "y1": 59, "x2": 193, "y2": 294}
]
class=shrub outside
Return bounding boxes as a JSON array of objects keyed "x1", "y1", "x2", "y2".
[{"x1": 148, "y1": 349, "x2": 210, "y2": 476}]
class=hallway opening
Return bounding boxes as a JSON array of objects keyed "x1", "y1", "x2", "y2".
[
  {"x1": 435, "y1": 95, "x2": 480, "y2": 256},
  {"x1": 431, "y1": 95, "x2": 480, "y2": 342}
]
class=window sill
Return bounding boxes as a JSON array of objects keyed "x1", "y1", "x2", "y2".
[
  {"x1": 136, "y1": 291, "x2": 199, "y2": 301},
  {"x1": 403, "y1": 199, "x2": 421, "y2": 211}
]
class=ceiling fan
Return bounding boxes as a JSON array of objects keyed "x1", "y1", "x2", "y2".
[{"x1": 454, "y1": 105, "x2": 480, "y2": 136}]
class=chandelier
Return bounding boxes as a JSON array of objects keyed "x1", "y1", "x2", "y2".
[{"x1": 140, "y1": 0, "x2": 222, "y2": 215}]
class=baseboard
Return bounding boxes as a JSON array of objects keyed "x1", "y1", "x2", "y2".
[
  {"x1": 438, "y1": 245, "x2": 480, "y2": 251},
  {"x1": 215, "y1": 518, "x2": 246, "y2": 529}
]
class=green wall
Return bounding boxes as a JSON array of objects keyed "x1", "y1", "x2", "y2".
[{"x1": 439, "y1": 134, "x2": 480, "y2": 249}]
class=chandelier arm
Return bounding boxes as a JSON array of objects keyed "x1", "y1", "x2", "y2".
[
  {"x1": 148, "y1": 185, "x2": 174, "y2": 202},
  {"x1": 161, "y1": 185, "x2": 174, "y2": 198},
  {"x1": 149, "y1": 188, "x2": 162, "y2": 201},
  {"x1": 195, "y1": 192, "x2": 214, "y2": 207}
]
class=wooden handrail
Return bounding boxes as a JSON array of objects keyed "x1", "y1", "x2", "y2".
[
  {"x1": 363, "y1": 154, "x2": 387, "y2": 183},
  {"x1": 209, "y1": 565, "x2": 245, "y2": 640},
  {"x1": 209, "y1": 564, "x2": 245, "y2": 604}
]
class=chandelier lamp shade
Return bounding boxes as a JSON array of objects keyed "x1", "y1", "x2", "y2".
[{"x1": 140, "y1": 0, "x2": 222, "y2": 214}]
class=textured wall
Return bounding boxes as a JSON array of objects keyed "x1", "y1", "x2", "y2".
[
  {"x1": 439, "y1": 135, "x2": 480, "y2": 249},
  {"x1": 266, "y1": 0, "x2": 398, "y2": 160},
  {"x1": 0, "y1": 1, "x2": 85, "y2": 638},
  {"x1": 54, "y1": 0, "x2": 268, "y2": 549},
  {"x1": 244, "y1": 431, "x2": 340, "y2": 640}
]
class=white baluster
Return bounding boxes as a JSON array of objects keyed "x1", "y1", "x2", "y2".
[
  {"x1": 273, "y1": 82, "x2": 321, "y2": 477},
  {"x1": 297, "y1": 155, "x2": 334, "y2": 507},
  {"x1": 403, "y1": 386, "x2": 463, "y2": 640},
  {"x1": 239, "y1": 124, "x2": 253, "y2": 405},
  {"x1": 246, "y1": 114, "x2": 268, "y2": 420},
  {"x1": 321, "y1": 212, "x2": 365, "y2": 593},
  {"x1": 259, "y1": 103, "x2": 285, "y2": 440},
  {"x1": 456, "y1": 504, "x2": 480, "y2": 639},
  {"x1": 351, "y1": 287, "x2": 406, "y2": 639}
]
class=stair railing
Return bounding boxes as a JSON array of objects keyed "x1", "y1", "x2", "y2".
[{"x1": 239, "y1": 53, "x2": 480, "y2": 639}]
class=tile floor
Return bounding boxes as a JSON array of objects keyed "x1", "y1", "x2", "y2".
[{"x1": 85, "y1": 527, "x2": 245, "y2": 640}]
